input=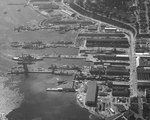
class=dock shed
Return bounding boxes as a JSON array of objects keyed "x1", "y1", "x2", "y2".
[
  {"x1": 137, "y1": 68, "x2": 150, "y2": 80},
  {"x1": 85, "y1": 81, "x2": 98, "y2": 107},
  {"x1": 146, "y1": 88, "x2": 150, "y2": 103},
  {"x1": 104, "y1": 27, "x2": 117, "y2": 33},
  {"x1": 112, "y1": 87, "x2": 130, "y2": 97}
]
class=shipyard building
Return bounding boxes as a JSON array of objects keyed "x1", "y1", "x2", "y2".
[
  {"x1": 86, "y1": 37, "x2": 129, "y2": 48},
  {"x1": 85, "y1": 81, "x2": 98, "y2": 107},
  {"x1": 112, "y1": 85, "x2": 130, "y2": 97},
  {"x1": 137, "y1": 68, "x2": 150, "y2": 81}
]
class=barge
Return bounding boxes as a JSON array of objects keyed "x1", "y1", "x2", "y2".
[{"x1": 46, "y1": 87, "x2": 76, "y2": 92}]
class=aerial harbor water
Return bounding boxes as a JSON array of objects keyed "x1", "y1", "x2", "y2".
[
  {"x1": 1, "y1": 0, "x2": 150, "y2": 120},
  {"x1": 6, "y1": 74, "x2": 90, "y2": 120}
]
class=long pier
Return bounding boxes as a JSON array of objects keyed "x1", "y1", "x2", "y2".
[
  {"x1": 8, "y1": 68, "x2": 76, "y2": 76},
  {"x1": 7, "y1": 3, "x2": 26, "y2": 5}
]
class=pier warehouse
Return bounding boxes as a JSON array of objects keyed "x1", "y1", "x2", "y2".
[
  {"x1": 112, "y1": 86, "x2": 130, "y2": 97},
  {"x1": 86, "y1": 38, "x2": 129, "y2": 48},
  {"x1": 137, "y1": 67, "x2": 150, "y2": 80},
  {"x1": 85, "y1": 81, "x2": 98, "y2": 107}
]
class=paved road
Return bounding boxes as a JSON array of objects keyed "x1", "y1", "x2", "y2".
[{"x1": 68, "y1": 0, "x2": 136, "y2": 36}]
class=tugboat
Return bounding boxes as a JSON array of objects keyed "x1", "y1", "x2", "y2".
[
  {"x1": 22, "y1": 41, "x2": 46, "y2": 49},
  {"x1": 10, "y1": 42, "x2": 22, "y2": 47}
]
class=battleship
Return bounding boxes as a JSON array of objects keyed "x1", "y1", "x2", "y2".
[
  {"x1": 12, "y1": 54, "x2": 43, "y2": 61},
  {"x1": 14, "y1": 25, "x2": 40, "y2": 32}
]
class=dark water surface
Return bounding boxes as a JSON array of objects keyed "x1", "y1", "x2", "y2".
[{"x1": 6, "y1": 74, "x2": 90, "y2": 120}]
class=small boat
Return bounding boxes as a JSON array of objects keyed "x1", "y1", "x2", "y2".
[
  {"x1": 46, "y1": 88, "x2": 63, "y2": 91},
  {"x1": 17, "y1": 9, "x2": 21, "y2": 12},
  {"x1": 3, "y1": 11, "x2": 7, "y2": 14}
]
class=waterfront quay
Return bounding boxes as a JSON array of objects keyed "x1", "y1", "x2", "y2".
[{"x1": 61, "y1": 0, "x2": 150, "y2": 120}]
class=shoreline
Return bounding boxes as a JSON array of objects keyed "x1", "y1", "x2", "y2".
[{"x1": 0, "y1": 74, "x2": 24, "y2": 119}]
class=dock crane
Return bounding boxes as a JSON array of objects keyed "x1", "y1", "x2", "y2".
[{"x1": 14, "y1": 54, "x2": 36, "y2": 75}]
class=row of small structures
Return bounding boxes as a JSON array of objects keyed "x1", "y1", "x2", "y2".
[{"x1": 11, "y1": 41, "x2": 76, "y2": 49}]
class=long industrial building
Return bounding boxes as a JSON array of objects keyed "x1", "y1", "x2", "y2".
[
  {"x1": 112, "y1": 86, "x2": 130, "y2": 97},
  {"x1": 139, "y1": 57, "x2": 150, "y2": 67},
  {"x1": 86, "y1": 43, "x2": 130, "y2": 48},
  {"x1": 93, "y1": 55, "x2": 129, "y2": 61},
  {"x1": 94, "y1": 61, "x2": 130, "y2": 66},
  {"x1": 106, "y1": 66, "x2": 130, "y2": 76},
  {"x1": 137, "y1": 68, "x2": 150, "y2": 80},
  {"x1": 146, "y1": 88, "x2": 150, "y2": 103},
  {"x1": 78, "y1": 33, "x2": 125, "y2": 38},
  {"x1": 86, "y1": 38, "x2": 128, "y2": 43},
  {"x1": 106, "y1": 69, "x2": 130, "y2": 76},
  {"x1": 85, "y1": 81, "x2": 98, "y2": 107}
]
